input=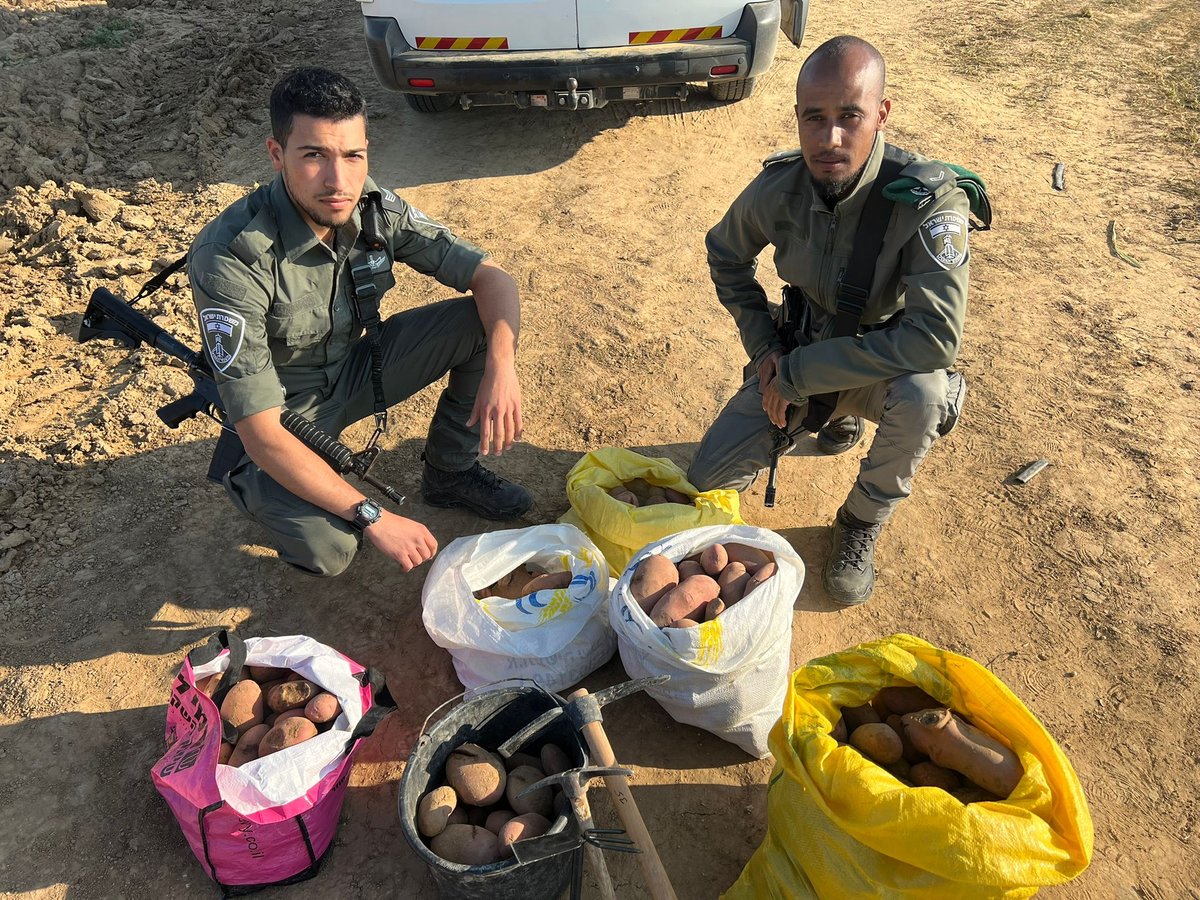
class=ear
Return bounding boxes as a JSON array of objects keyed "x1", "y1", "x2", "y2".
[
  {"x1": 876, "y1": 98, "x2": 892, "y2": 130},
  {"x1": 266, "y1": 137, "x2": 285, "y2": 172}
]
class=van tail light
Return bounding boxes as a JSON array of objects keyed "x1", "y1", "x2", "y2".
[
  {"x1": 710, "y1": 65, "x2": 738, "y2": 76},
  {"x1": 408, "y1": 78, "x2": 436, "y2": 88}
]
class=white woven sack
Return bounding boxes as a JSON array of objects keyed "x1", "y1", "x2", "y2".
[
  {"x1": 421, "y1": 523, "x2": 615, "y2": 692},
  {"x1": 610, "y1": 525, "x2": 804, "y2": 757},
  {"x1": 192, "y1": 635, "x2": 366, "y2": 813}
]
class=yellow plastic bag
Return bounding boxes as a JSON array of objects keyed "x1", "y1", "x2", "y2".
[
  {"x1": 724, "y1": 634, "x2": 1093, "y2": 900},
  {"x1": 558, "y1": 448, "x2": 742, "y2": 571}
]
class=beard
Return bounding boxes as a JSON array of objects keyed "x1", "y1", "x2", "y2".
[
  {"x1": 282, "y1": 170, "x2": 356, "y2": 230},
  {"x1": 814, "y1": 159, "x2": 869, "y2": 204}
]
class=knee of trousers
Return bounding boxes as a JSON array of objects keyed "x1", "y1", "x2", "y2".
[
  {"x1": 687, "y1": 454, "x2": 758, "y2": 494},
  {"x1": 280, "y1": 527, "x2": 360, "y2": 578},
  {"x1": 881, "y1": 371, "x2": 950, "y2": 437}
]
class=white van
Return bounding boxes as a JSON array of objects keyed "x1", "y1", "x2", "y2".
[{"x1": 360, "y1": 1, "x2": 809, "y2": 112}]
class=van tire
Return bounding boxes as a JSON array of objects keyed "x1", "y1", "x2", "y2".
[
  {"x1": 405, "y1": 93, "x2": 459, "y2": 113},
  {"x1": 708, "y1": 78, "x2": 755, "y2": 102}
]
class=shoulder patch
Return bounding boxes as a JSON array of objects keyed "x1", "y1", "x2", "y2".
[
  {"x1": 918, "y1": 210, "x2": 969, "y2": 270},
  {"x1": 376, "y1": 187, "x2": 407, "y2": 214},
  {"x1": 884, "y1": 161, "x2": 958, "y2": 209},
  {"x1": 762, "y1": 147, "x2": 805, "y2": 168},
  {"x1": 198, "y1": 307, "x2": 246, "y2": 373}
]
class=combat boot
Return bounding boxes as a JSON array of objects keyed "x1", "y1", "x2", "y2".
[
  {"x1": 421, "y1": 459, "x2": 533, "y2": 520},
  {"x1": 816, "y1": 416, "x2": 865, "y2": 455},
  {"x1": 823, "y1": 507, "x2": 882, "y2": 605}
]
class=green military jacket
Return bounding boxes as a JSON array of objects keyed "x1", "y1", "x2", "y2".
[
  {"x1": 188, "y1": 174, "x2": 488, "y2": 422},
  {"x1": 705, "y1": 134, "x2": 971, "y2": 403}
]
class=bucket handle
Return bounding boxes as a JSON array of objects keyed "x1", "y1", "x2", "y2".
[{"x1": 418, "y1": 678, "x2": 561, "y2": 742}]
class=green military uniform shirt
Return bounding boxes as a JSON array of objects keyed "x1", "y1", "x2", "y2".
[
  {"x1": 705, "y1": 134, "x2": 971, "y2": 404},
  {"x1": 188, "y1": 174, "x2": 488, "y2": 423}
]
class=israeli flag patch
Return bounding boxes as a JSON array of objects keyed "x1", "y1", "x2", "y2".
[{"x1": 918, "y1": 211, "x2": 969, "y2": 270}]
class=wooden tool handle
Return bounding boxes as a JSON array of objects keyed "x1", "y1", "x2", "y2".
[{"x1": 569, "y1": 689, "x2": 678, "y2": 900}]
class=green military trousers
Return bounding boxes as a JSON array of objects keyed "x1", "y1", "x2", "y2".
[
  {"x1": 223, "y1": 296, "x2": 488, "y2": 576},
  {"x1": 688, "y1": 369, "x2": 966, "y2": 525}
]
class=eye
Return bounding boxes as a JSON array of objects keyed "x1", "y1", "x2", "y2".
[{"x1": 304, "y1": 151, "x2": 323, "y2": 159}]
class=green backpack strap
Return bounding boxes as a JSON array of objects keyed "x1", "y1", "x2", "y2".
[{"x1": 883, "y1": 160, "x2": 993, "y2": 231}]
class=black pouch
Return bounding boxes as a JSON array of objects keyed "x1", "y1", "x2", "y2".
[{"x1": 206, "y1": 429, "x2": 246, "y2": 485}]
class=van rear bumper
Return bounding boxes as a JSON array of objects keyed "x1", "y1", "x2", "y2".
[{"x1": 363, "y1": 1, "x2": 779, "y2": 95}]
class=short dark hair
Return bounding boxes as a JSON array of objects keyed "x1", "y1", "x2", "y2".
[
  {"x1": 799, "y1": 35, "x2": 887, "y2": 98},
  {"x1": 270, "y1": 67, "x2": 367, "y2": 145}
]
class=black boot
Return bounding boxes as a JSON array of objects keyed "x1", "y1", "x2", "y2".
[
  {"x1": 816, "y1": 416, "x2": 866, "y2": 455},
  {"x1": 421, "y1": 460, "x2": 533, "y2": 520},
  {"x1": 823, "y1": 507, "x2": 882, "y2": 605}
]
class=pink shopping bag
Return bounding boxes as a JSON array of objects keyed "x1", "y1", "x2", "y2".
[{"x1": 152, "y1": 630, "x2": 393, "y2": 895}]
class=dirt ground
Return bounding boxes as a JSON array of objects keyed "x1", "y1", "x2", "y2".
[{"x1": 1, "y1": 0, "x2": 1198, "y2": 895}]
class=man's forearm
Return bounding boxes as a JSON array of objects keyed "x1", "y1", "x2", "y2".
[
  {"x1": 236, "y1": 409, "x2": 364, "y2": 521},
  {"x1": 470, "y1": 261, "x2": 520, "y2": 365}
]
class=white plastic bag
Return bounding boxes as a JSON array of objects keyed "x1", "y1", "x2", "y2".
[
  {"x1": 421, "y1": 523, "x2": 615, "y2": 692},
  {"x1": 610, "y1": 525, "x2": 804, "y2": 757},
  {"x1": 189, "y1": 634, "x2": 368, "y2": 814}
]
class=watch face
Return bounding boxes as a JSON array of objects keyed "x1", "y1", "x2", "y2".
[{"x1": 357, "y1": 500, "x2": 381, "y2": 525}]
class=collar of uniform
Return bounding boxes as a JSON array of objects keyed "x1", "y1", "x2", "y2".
[
  {"x1": 267, "y1": 174, "x2": 365, "y2": 263},
  {"x1": 805, "y1": 133, "x2": 886, "y2": 215}
]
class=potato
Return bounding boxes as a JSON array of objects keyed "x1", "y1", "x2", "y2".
[
  {"x1": 417, "y1": 786, "x2": 459, "y2": 837},
  {"x1": 305, "y1": 692, "x2": 341, "y2": 725},
  {"x1": 446, "y1": 743, "x2": 507, "y2": 806},
  {"x1": 700, "y1": 543, "x2": 729, "y2": 576},
  {"x1": 841, "y1": 703, "x2": 881, "y2": 732},
  {"x1": 849, "y1": 723, "x2": 903, "y2": 765},
  {"x1": 649, "y1": 575, "x2": 720, "y2": 628},
  {"x1": 663, "y1": 487, "x2": 692, "y2": 505},
  {"x1": 901, "y1": 708, "x2": 1023, "y2": 798},
  {"x1": 951, "y1": 784, "x2": 1002, "y2": 804},
  {"x1": 218, "y1": 742, "x2": 234, "y2": 765},
  {"x1": 219, "y1": 680, "x2": 264, "y2": 737},
  {"x1": 625, "y1": 478, "x2": 653, "y2": 499},
  {"x1": 609, "y1": 487, "x2": 639, "y2": 506},
  {"x1": 703, "y1": 597, "x2": 725, "y2": 622},
  {"x1": 497, "y1": 813, "x2": 551, "y2": 858},
  {"x1": 630, "y1": 554, "x2": 679, "y2": 616},
  {"x1": 258, "y1": 717, "x2": 318, "y2": 757},
  {"x1": 677, "y1": 560, "x2": 704, "y2": 580},
  {"x1": 447, "y1": 806, "x2": 469, "y2": 826},
  {"x1": 910, "y1": 761, "x2": 962, "y2": 791},
  {"x1": 430, "y1": 824, "x2": 502, "y2": 866},
  {"x1": 506, "y1": 765, "x2": 553, "y2": 818},
  {"x1": 227, "y1": 723, "x2": 270, "y2": 768},
  {"x1": 886, "y1": 759, "x2": 913, "y2": 784},
  {"x1": 670, "y1": 618, "x2": 699, "y2": 629},
  {"x1": 831, "y1": 716, "x2": 847, "y2": 743},
  {"x1": 724, "y1": 542, "x2": 772, "y2": 572},
  {"x1": 485, "y1": 809, "x2": 516, "y2": 834},
  {"x1": 269, "y1": 707, "x2": 309, "y2": 728},
  {"x1": 540, "y1": 743, "x2": 572, "y2": 777},
  {"x1": 717, "y1": 562, "x2": 751, "y2": 605},
  {"x1": 195, "y1": 673, "x2": 220, "y2": 697},
  {"x1": 485, "y1": 567, "x2": 535, "y2": 600},
  {"x1": 504, "y1": 752, "x2": 541, "y2": 772},
  {"x1": 266, "y1": 679, "x2": 320, "y2": 713},
  {"x1": 744, "y1": 561, "x2": 777, "y2": 596},
  {"x1": 874, "y1": 685, "x2": 941, "y2": 717},
  {"x1": 643, "y1": 486, "x2": 668, "y2": 505},
  {"x1": 523, "y1": 572, "x2": 572, "y2": 594},
  {"x1": 886, "y1": 714, "x2": 925, "y2": 764},
  {"x1": 248, "y1": 665, "x2": 289, "y2": 683}
]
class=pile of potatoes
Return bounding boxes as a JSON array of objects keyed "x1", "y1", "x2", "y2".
[
  {"x1": 833, "y1": 684, "x2": 1025, "y2": 802},
  {"x1": 196, "y1": 666, "x2": 343, "y2": 768},
  {"x1": 417, "y1": 741, "x2": 575, "y2": 866},
  {"x1": 475, "y1": 563, "x2": 573, "y2": 601},
  {"x1": 630, "y1": 542, "x2": 777, "y2": 629},
  {"x1": 608, "y1": 478, "x2": 693, "y2": 508}
]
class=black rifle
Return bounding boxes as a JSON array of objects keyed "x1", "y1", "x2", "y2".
[{"x1": 77, "y1": 287, "x2": 405, "y2": 504}]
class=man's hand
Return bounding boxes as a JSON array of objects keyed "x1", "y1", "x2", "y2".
[
  {"x1": 757, "y1": 349, "x2": 789, "y2": 427},
  {"x1": 757, "y1": 349, "x2": 783, "y2": 392},
  {"x1": 468, "y1": 360, "x2": 523, "y2": 456},
  {"x1": 364, "y1": 511, "x2": 438, "y2": 572}
]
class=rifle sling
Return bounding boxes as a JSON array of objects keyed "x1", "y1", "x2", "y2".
[
  {"x1": 348, "y1": 192, "x2": 391, "y2": 447},
  {"x1": 800, "y1": 145, "x2": 910, "y2": 433}
]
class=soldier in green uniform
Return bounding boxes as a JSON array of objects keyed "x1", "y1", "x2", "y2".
[
  {"x1": 689, "y1": 36, "x2": 971, "y2": 605},
  {"x1": 189, "y1": 68, "x2": 531, "y2": 577}
]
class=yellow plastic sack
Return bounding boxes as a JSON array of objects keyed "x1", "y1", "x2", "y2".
[
  {"x1": 558, "y1": 448, "x2": 742, "y2": 571},
  {"x1": 724, "y1": 634, "x2": 1093, "y2": 900}
]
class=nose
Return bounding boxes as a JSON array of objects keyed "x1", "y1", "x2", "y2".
[{"x1": 324, "y1": 156, "x2": 350, "y2": 192}]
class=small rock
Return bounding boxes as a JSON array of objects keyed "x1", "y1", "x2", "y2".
[
  {"x1": 0, "y1": 550, "x2": 15, "y2": 575},
  {"x1": 126, "y1": 161, "x2": 154, "y2": 179},
  {"x1": 0, "y1": 531, "x2": 31, "y2": 551},
  {"x1": 118, "y1": 207, "x2": 155, "y2": 231},
  {"x1": 75, "y1": 187, "x2": 122, "y2": 222},
  {"x1": 0, "y1": 235, "x2": 14, "y2": 256}
]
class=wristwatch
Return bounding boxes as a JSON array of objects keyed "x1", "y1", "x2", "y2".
[{"x1": 351, "y1": 498, "x2": 383, "y2": 531}]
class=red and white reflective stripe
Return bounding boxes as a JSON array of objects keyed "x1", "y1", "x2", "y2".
[
  {"x1": 628, "y1": 26, "x2": 723, "y2": 45},
  {"x1": 415, "y1": 36, "x2": 509, "y2": 51}
]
